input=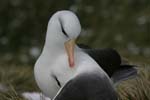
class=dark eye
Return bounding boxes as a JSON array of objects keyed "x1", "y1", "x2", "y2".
[
  {"x1": 62, "y1": 27, "x2": 68, "y2": 37},
  {"x1": 59, "y1": 19, "x2": 69, "y2": 37}
]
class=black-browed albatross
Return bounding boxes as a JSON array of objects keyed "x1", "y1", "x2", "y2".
[{"x1": 34, "y1": 10, "x2": 137, "y2": 100}]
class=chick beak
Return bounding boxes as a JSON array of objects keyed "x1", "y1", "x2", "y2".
[{"x1": 65, "y1": 39, "x2": 76, "y2": 68}]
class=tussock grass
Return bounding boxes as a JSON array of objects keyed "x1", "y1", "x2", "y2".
[
  {"x1": 117, "y1": 66, "x2": 150, "y2": 100},
  {"x1": 0, "y1": 64, "x2": 149, "y2": 100},
  {"x1": 0, "y1": 64, "x2": 39, "y2": 100},
  {"x1": 0, "y1": 85, "x2": 23, "y2": 100},
  {"x1": 0, "y1": 64, "x2": 38, "y2": 92}
]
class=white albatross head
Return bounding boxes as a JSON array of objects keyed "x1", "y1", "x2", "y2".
[{"x1": 44, "y1": 10, "x2": 81, "y2": 68}]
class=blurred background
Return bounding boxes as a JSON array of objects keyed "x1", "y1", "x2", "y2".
[
  {"x1": 0, "y1": 0, "x2": 150, "y2": 100},
  {"x1": 0, "y1": 0, "x2": 150, "y2": 65}
]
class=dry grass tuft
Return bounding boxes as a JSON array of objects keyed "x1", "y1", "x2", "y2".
[
  {"x1": 117, "y1": 66, "x2": 150, "y2": 100},
  {"x1": 0, "y1": 64, "x2": 39, "y2": 100},
  {"x1": 0, "y1": 64, "x2": 149, "y2": 100}
]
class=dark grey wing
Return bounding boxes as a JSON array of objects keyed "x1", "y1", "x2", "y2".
[
  {"x1": 78, "y1": 44, "x2": 137, "y2": 83},
  {"x1": 111, "y1": 65, "x2": 137, "y2": 83},
  {"x1": 82, "y1": 47, "x2": 122, "y2": 77},
  {"x1": 54, "y1": 73, "x2": 118, "y2": 100}
]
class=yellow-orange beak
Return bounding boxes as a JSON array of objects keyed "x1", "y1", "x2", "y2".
[{"x1": 65, "y1": 39, "x2": 76, "y2": 68}]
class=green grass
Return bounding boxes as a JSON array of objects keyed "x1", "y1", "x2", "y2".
[{"x1": 0, "y1": 62, "x2": 149, "y2": 100}]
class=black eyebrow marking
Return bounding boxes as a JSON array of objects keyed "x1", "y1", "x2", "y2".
[
  {"x1": 52, "y1": 75, "x2": 61, "y2": 87},
  {"x1": 59, "y1": 18, "x2": 69, "y2": 37}
]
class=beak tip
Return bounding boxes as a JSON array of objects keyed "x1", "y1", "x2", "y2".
[{"x1": 69, "y1": 63, "x2": 75, "y2": 68}]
